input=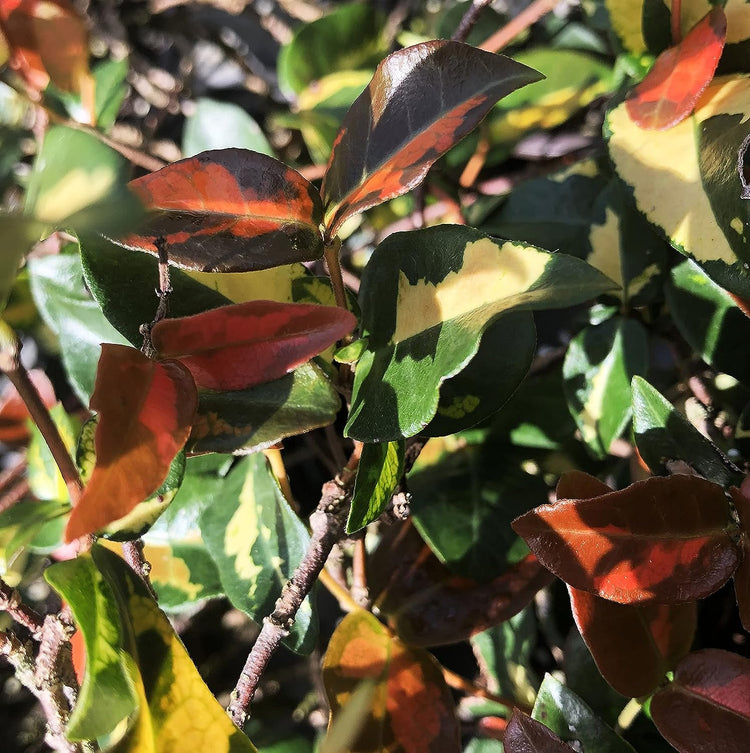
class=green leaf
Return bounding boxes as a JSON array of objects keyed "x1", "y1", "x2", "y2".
[
  {"x1": 667, "y1": 258, "x2": 750, "y2": 385},
  {"x1": 563, "y1": 317, "x2": 649, "y2": 458},
  {"x1": 27, "y1": 403, "x2": 79, "y2": 502},
  {"x1": 409, "y1": 436, "x2": 546, "y2": 582},
  {"x1": 182, "y1": 98, "x2": 273, "y2": 157},
  {"x1": 28, "y1": 250, "x2": 130, "y2": 402},
  {"x1": 44, "y1": 555, "x2": 138, "y2": 740},
  {"x1": 0, "y1": 215, "x2": 47, "y2": 312},
  {"x1": 93, "y1": 58, "x2": 128, "y2": 129},
  {"x1": 346, "y1": 226, "x2": 617, "y2": 441},
  {"x1": 346, "y1": 440, "x2": 404, "y2": 534},
  {"x1": 277, "y1": 3, "x2": 387, "y2": 96},
  {"x1": 0, "y1": 500, "x2": 68, "y2": 575},
  {"x1": 631, "y1": 376, "x2": 744, "y2": 486},
  {"x1": 200, "y1": 454, "x2": 318, "y2": 654},
  {"x1": 532, "y1": 674, "x2": 637, "y2": 753}
]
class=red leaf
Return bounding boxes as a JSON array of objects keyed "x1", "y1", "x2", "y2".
[
  {"x1": 0, "y1": 368, "x2": 56, "y2": 444},
  {"x1": 512, "y1": 474, "x2": 741, "y2": 603},
  {"x1": 651, "y1": 649, "x2": 750, "y2": 753},
  {"x1": 120, "y1": 150, "x2": 325, "y2": 272},
  {"x1": 151, "y1": 300, "x2": 356, "y2": 392},
  {"x1": 729, "y1": 293, "x2": 750, "y2": 319},
  {"x1": 65, "y1": 345, "x2": 197, "y2": 542},
  {"x1": 730, "y1": 480, "x2": 750, "y2": 630},
  {"x1": 504, "y1": 709, "x2": 577, "y2": 753},
  {"x1": 625, "y1": 7, "x2": 726, "y2": 130},
  {"x1": 321, "y1": 41, "x2": 542, "y2": 239}
]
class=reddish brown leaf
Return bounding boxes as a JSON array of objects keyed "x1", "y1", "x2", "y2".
[
  {"x1": 322, "y1": 609, "x2": 460, "y2": 753},
  {"x1": 370, "y1": 522, "x2": 553, "y2": 647},
  {"x1": 512, "y1": 474, "x2": 741, "y2": 603},
  {"x1": 65, "y1": 345, "x2": 197, "y2": 542},
  {"x1": 504, "y1": 709, "x2": 577, "y2": 753},
  {"x1": 728, "y1": 293, "x2": 750, "y2": 319},
  {"x1": 730, "y1": 480, "x2": 750, "y2": 630},
  {"x1": 625, "y1": 7, "x2": 726, "y2": 130},
  {"x1": 151, "y1": 300, "x2": 356, "y2": 392},
  {"x1": 321, "y1": 41, "x2": 542, "y2": 239},
  {"x1": 121, "y1": 149, "x2": 325, "y2": 271},
  {"x1": 651, "y1": 649, "x2": 750, "y2": 753},
  {"x1": 0, "y1": 368, "x2": 56, "y2": 444}
]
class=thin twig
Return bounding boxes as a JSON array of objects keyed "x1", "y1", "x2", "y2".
[
  {"x1": 351, "y1": 537, "x2": 370, "y2": 609},
  {"x1": 479, "y1": 0, "x2": 561, "y2": 52},
  {"x1": 0, "y1": 576, "x2": 46, "y2": 637},
  {"x1": 671, "y1": 0, "x2": 683, "y2": 44},
  {"x1": 442, "y1": 667, "x2": 533, "y2": 716},
  {"x1": 324, "y1": 237, "x2": 349, "y2": 311},
  {"x1": 0, "y1": 477, "x2": 30, "y2": 514},
  {"x1": 121, "y1": 540, "x2": 158, "y2": 600},
  {"x1": 228, "y1": 444, "x2": 362, "y2": 727},
  {"x1": 453, "y1": 0, "x2": 494, "y2": 43},
  {"x1": 139, "y1": 237, "x2": 172, "y2": 358}
]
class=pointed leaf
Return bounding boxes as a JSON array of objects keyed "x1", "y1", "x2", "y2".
[
  {"x1": 512, "y1": 474, "x2": 741, "y2": 603},
  {"x1": 651, "y1": 649, "x2": 750, "y2": 753},
  {"x1": 626, "y1": 7, "x2": 726, "y2": 129},
  {"x1": 322, "y1": 609, "x2": 460, "y2": 753},
  {"x1": 631, "y1": 376, "x2": 744, "y2": 486},
  {"x1": 151, "y1": 300, "x2": 355, "y2": 391},
  {"x1": 504, "y1": 710, "x2": 577, "y2": 753},
  {"x1": 321, "y1": 42, "x2": 543, "y2": 237},
  {"x1": 346, "y1": 440, "x2": 405, "y2": 534},
  {"x1": 199, "y1": 454, "x2": 318, "y2": 653},
  {"x1": 65, "y1": 345, "x2": 198, "y2": 541},
  {"x1": 120, "y1": 149, "x2": 324, "y2": 272},
  {"x1": 346, "y1": 226, "x2": 617, "y2": 441}
]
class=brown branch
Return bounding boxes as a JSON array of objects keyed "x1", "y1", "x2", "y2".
[
  {"x1": 324, "y1": 237, "x2": 349, "y2": 311},
  {"x1": 121, "y1": 540, "x2": 158, "y2": 600},
  {"x1": 0, "y1": 576, "x2": 46, "y2": 637},
  {"x1": 228, "y1": 445, "x2": 362, "y2": 727},
  {"x1": 351, "y1": 537, "x2": 370, "y2": 609},
  {"x1": 442, "y1": 666, "x2": 533, "y2": 716},
  {"x1": 479, "y1": 0, "x2": 561, "y2": 52},
  {"x1": 453, "y1": 0, "x2": 494, "y2": 43},
  {"x1": 671, "y1": 0, "x2": 683, "y2": 44}
]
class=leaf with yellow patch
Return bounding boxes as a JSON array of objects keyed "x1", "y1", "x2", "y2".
[
  {"x1": 346, "y1": 226, "x2": 617, "y2": 441},
  {"x1": 322, "y1": 609, "x2": 460, "y2": 753}
]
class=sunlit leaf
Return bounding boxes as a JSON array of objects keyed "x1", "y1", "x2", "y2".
[
  {"x1": 321, "y1": 41, "x2": 542, "y2": 238},
  {"x1": 65, "y1": 345, "x2": 197, "y2": 541},
  {"x1": 651, "y1": 649, "x2": 750, "y2": 753},
  {"x1": 0, "y1": 214, "x2": 47, "y2": 312},
  {"x1": 626, "y1": 7, "x2": 726, "y2": 130},
  {"x1": 504, "y1": 709, "x2": 577, "y2": 753},
  {"x1": 93, "y1": 57, "x2": 128, "y2": 129},
  {"x1": 346, "y1": 226, "x2": 616, "y2": 441},
  {"x1": 151, "y1": 300, "x2": 355, "y2": 391},
  {"x1": 27, "y1": 403, "x2": 78, "y2": 502},
  {"x1": 512, "y1": 474, "x2": 741, "y2": 603},
  {"x1": 120, "y1": 149, "x2": 324, "y2": 272},
  {"x1": 322, "y1": 609, "x2": 460, "y2": 753}
]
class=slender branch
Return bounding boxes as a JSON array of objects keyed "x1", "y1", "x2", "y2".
[
  {"x1": 0, "y1": 576, "x2": 46, "y2": 637},
  {"x1": 323, "y1": 237, "x2": 349, "y2": 311},
  {"x1": 453, "y1": 0, "x2": 494, "y2": 43},
  {"x1": 0, "y1": 328, "x2": 82, "y2": 505},
  {"x1": 140, "y1": 237, "x2": 172, "y2": 358},
  {"x1": 670, "y1": 0, "x2": 682, "y2": 44},
  {"x1": 228, "y1": 445, "x2": 362, "y2": 727},
  {"x1": 479, "y1": 0, "x2": 561, "y2": 52},
  {"x1": 351, "y1": 537, "x2": 370, "y2": 609},
  {"x1": 121, "y1": 540, "x2": 158, "y2": 600},
  {"x1": 442, "y1": 667, "x2": 533, "y2": 716}
]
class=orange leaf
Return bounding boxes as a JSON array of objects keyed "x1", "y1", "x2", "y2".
[
  {"x1": 0, "y1": 368, "x2": 56, "y2": 444},
  {"x1": 625, "y1": 7, "x2": 726, "y2": 130},
  {"x1": 151, "y1": 300, "x2": 356, "y2": 392},
  {"x1": 121, "y1": 149, "x2": 325, "y2": 272},
  {"x1": 65, "y1": 345, "x2": 197, "y2": 542}
]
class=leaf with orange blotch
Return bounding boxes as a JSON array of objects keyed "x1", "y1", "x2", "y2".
[
  {"x1": 119, "y1": 149, "x2": 325, "y2": 272},
  {"x1": 504, "y1": 709, "x2": 577, "y2": 753},
  {"x1": 65, "y1": 345, "x2": 197, "y2": 542},
  {"x1": 0, "y1": 368, "x2": 56, "y2": 444},
  {"x1": 651, "y1": 649, "x2": 750, "y2": 753},
  {"x1": 322, "y1": 609, "x2": 460, "y2": 753},
  {"x1": 625, "y1": 7, "x2": 726, "y2": 130},
  {"x1": 151, "y1": 300, "x2": 356, "y2": 392},
  {"x1": 321, "y1": 40, "x2": 542, "y2": 239},
  {"x1": 729, "y1": 481, "x2": 750, "y2": 631},
  {"x1": 512, "y1": 474, "x2": 741, "y2": 604},
  {"x1": 370, "y1": 523, "x2": 553, "y2": 647}
]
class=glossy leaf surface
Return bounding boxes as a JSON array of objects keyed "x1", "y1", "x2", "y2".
[
  {"x1": 347, "y1": 440, "x2": 404, "y2": 534},
  {"x1": 631, "y1": 376, "x2": 744, "y2": 486},
  {"x1": 626, "y1": 7, "x2": 726, "y2": 129},
  {"x1": 512, "y1": 474, "x2": 740, "y2": 603},
  {"x1": 65, "y1": 345, "x2": 197, "y2": 541},
  {"x1": 0, "y1": 215, "x2": 47, "y2": 312},
  {"x1": 321, "y1": 42, "x2": 543, "y2": 238},
  {"x1": 730, "y1": 482, "x2": 750, "y2": 630},
  {"x1": 200, "y1": 454, "x2": 318, "y2": 653},
  {"x1": 504, "y1": 710, "x2": 577, "y2": 753},
  {"x1": 322, "y1": 609, "x2": 460, "y2": 753},
  {"x1": 121, "y1": 149, "x2": 324, "y2": 272},
  {"x1": 651, "y1": 649, "x2": 750, "y2": 753},
  {"x1": 28, "y1": 403, "x2": 78, "y2": 503},
  {"x1": 151, "y1": 299, "x2": 355, "y2": 391},
  {"x1": 347, "y1": 226, "x2": 616, "y2": 441}
]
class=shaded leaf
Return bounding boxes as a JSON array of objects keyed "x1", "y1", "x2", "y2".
[
  {"x1": 321, "y1": 42, "x2": 542, "y2": 238},
  {"x1": 322, "y1": 609, "x2": 460, "y2": 753},
  {"x1": 65, "y1": 345, "x2": 197, "y2": 541},
  {"x1": 346, "y1": 226, "x2": 617, "y2": 441},
  {"x1": 121, "y1": 149, "x2": 324, "y2": 272},
  {"x1": 626, "y1": 7, "x2": 726, "y2": 129},
  {"x1": 347, "y1": 440, "x2": 404, "y2": 534},
  {"x1": 651, "y1": 649, "x2": 750, "y2": 753},
  {"x1": 504, "y1": 709, "x2": 577, "y2": 753},
  {"x1": 199, "y1": 454, "x2": 318, "y2": 653},
  {"x1": 93, "y1": 57, "x2": 128, "y2": 129},
  {"x1": 0, "y1": 214, "x2": 47, "y2": 311},
  {"x1": 512, "y1": 474, "x2": 741, "y2": 603},
  {"x1": 729, "y1": 483, "x2": 750, "y2": 631},
  {"x1": 151, "y1": 299, "x2": 355, "y2": 391},
  {"x1": 0, "y1": 499, "x2": 68, "y2": 575},
  {"x1": 631, "y1": 375, "x2": 744, "y2": 486}
]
